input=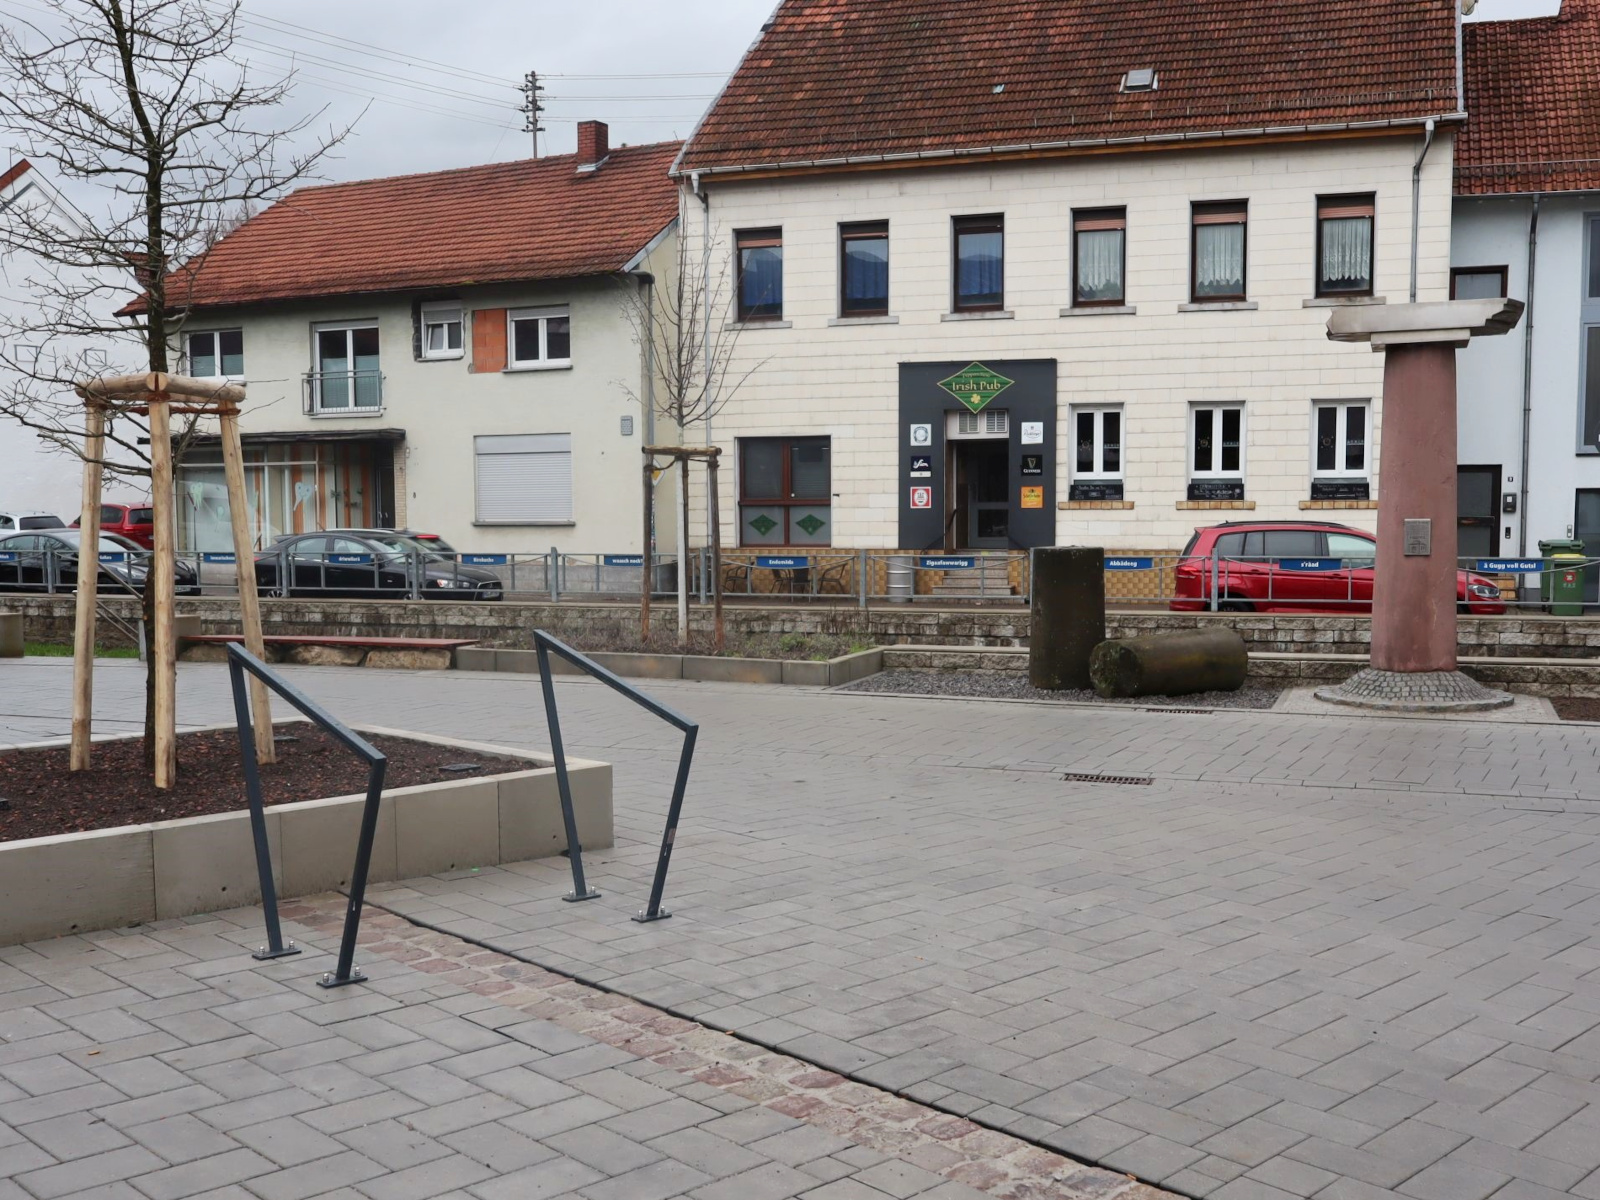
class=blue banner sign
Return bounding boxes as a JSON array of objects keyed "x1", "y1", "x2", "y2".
[
  {"x1": 98, "y1": 552, "x2": 129, "y2": 564},
  {"x1": 1104, "y1": 557, "x2": 1154, "y2": 571},
  {"x1": 757, "y1": 556, "x2": 808, "y2": 569},
  {"x1": 1278, "y1": 558, "x2": 1343, "y2": 572},
  {"x1": 461, "y1": 554, "x2": 508, "y2": 566},
  {"x1": 603, "y1": 555, "x2": 643, "y2": 567},
  {"x1": 201, "y1": 552, "x2": 236, "y2": 564},
  {"x1": 0, "y1": 553, "x2": 15, "y2": 563},
  {"x1": 328, "y1": 554, "x2": 373, "y2": 566},
  {"x1": 1476, "y1": 558, "x2": 1543, "y2": 573},
  {"x1": 919, "y1": 556, "x2": 975, "y2": 570}
]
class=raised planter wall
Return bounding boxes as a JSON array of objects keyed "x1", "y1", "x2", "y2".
[
  {"x1": 12, "y1": 595, "x2": 1600, "y2": 659},
  {"x1": 455, "y1": 646, "x2": 884, "y2": 687},
  {"x1": 0, "y1": 725, "x2": 611, "y2": 945}
]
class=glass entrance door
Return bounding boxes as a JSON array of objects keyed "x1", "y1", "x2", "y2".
[
  {"x1": 955, "y1": 440, "x2": 1009, "y2": 549},
  {"x1": 1457, "y1": 466, "x2": 1499, "y2": 559}
]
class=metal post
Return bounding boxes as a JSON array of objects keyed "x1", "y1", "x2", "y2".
[
  {"x1": 321, "y1": 752, "x2": 387, "y2": 987},
  {"x1": 534, "y1": 639, "x2": 600, "y2": 901},
  {"x1": 859, "y1": 549, "x2": 868, "y2": 609},
  {"x1": 227, "y1": 657, "x2": 299, "y2": 961},
  {"x1": 1210, "y1": 550, "x2": 1220, "y2": 612},
  {"x1": 550, "y1": 547, "x2": 560, "y2": 603},
  {"x1": 634, "y1": 722, "x2": 697, "y2": 923}
]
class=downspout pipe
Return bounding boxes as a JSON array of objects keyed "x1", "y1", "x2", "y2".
[
  {"x1": 1410, "y1": 118, "x2": 1437, "y2": 303},
  {"x1": 1519, "y1": 194, "x2": 1541, "y2": 556},
  {"x1": 633, "y1": 272, "x2": 656, "y2": 446}
]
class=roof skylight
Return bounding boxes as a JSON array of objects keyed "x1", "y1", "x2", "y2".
[{"x1": 1121, "y1": 68, "x2": 1158, "y2": 93}]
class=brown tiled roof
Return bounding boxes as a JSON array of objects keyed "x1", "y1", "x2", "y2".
[
  {"x1": 676, "y1": 0, "x2": 1462, "y2": 176},
  {"x1": 138, "y1": 141, "x2": 681, "y2": 312},
  {"x1": 1457, "y1": 0, "x2": 1600, "y2": 196}
]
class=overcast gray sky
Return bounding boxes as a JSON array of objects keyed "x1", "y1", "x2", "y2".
[{"x1": 240, "y1": 0, "x2": 1567, "y2": 186}]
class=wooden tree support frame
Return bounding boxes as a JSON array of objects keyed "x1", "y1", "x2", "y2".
[
  {"x1": 70, "y1": 372, "x2": 275, "y2": 788},
  {"x1": 641, "y1": 445, "x2": 723, "y2": 652}
]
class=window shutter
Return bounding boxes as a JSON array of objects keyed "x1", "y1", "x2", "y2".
[
  {"x1": 474, "y1": 434, "x2": 572, "y2": 522},
  {"x1": 470, "y1": 308, "x2": 507, "y2": 373},
  {"x1": 1193, "y1": 202, "x2": 1247, "y2": 225},
  {"x1": 1318, "y1": 196, "x2": 1375, "y2": 220}
]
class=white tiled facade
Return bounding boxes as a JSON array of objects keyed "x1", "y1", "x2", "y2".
[{"x1": 685, "y1": 134, "x2": 1457, "y2": 551}]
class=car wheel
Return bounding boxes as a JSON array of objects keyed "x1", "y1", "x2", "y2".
[{"x1": 1217, "y1": 596, "x2": 1255, "y2": 613}]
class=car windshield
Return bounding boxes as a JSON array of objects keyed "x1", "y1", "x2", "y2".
[{"x1": 19, "y1": 515, "x2": 65, "y2": 529}]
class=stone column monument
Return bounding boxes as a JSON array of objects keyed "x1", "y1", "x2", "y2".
[{"x1": 1314, "y1": 298, "x2": 1523, "y2": 712}]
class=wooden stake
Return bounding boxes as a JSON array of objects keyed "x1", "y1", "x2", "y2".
[
  {"x1": 148, "y1": 395, "x2": 178, "y2": 789},
  {"x1": 641, "y1": 456, "x2": 654, "y2": 643},
  {"x1": 69, "y1": 403, "x2": 106, "y2": 771},
  {"x1": 220, "y1": 407, "x2": 274, "y2": 763},
  {"x1": 707, "y1": 453, "x2": 725, "y2": 654}
]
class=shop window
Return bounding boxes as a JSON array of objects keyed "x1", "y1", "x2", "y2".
[
  {"x1": 740, "y1": 437, "x2": 830, "y2": 546},
  {"x1": 1189, "y1": 403, "x2": 1244, "y2": 500}
]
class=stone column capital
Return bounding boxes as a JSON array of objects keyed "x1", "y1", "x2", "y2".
[{"x1": 1326, "y1": 298, "x2": 1524, "y2": 351}]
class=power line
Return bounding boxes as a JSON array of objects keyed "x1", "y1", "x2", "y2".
[
  {"x1": 238, "y1": 37, "x2": 515, "y2": 110},
  {"x1": 239, "y1": 9, "x2": 519, "y2": 91}
]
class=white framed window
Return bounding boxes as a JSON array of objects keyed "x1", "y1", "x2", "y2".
[
  {"x1": 948, "y1": 409, "x2": 1009, "y2": 439},
  {"x1": 508, "y1": 307, "x2": 571, "y2": 369},
  {"x1": 1190, "y1": 404, "x2": 1244, "y2": 478},
  {"x1": 420, "y1": 303, "x2": 463, "y2": 360},
  {"x1": 310, "y1": 322, "x2": 381, "y2": 413},
  {"x1": 474, "y1": 433, "x2": 573, "y2": 524},
  {"x1": 1312, "y1": 400, "x2": 1369, "y2": 477},
  {"x1": 186, "y1": 329, "x2": 243, "y2": 379},
  {"x1": 1072, "y1": 407, "x2": 1123, "y2": 479}
]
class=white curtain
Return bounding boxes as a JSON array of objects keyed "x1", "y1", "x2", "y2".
[
  {"x1": 1320, "y1": 217, "x2": 1372, "y2": 290},
  {"x1": 1195, "y1": 223, "x2": 1245, "y2": 294},
  {"x1": 1076, "y1": 230, "x2": 1123, "y2": 300}
]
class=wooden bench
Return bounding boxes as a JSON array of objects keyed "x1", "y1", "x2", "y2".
[{"x1": 180, "y1": 633, "x2": 479, "y2": 670}]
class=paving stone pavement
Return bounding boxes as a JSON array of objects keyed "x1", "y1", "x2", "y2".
[{"x1": 10, "y1": 657, "x2": 1600, "y2": 1199}]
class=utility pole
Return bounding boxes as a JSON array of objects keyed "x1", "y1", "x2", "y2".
[{"x1": 519, "y1": 71, "x2": 546, "y2": 157}]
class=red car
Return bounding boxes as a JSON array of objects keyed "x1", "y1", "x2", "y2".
[
  {"x1": 73, "y1": 502, "x2": 155, "y2": 549},
  {"x1": 1171, "y1": 520, "x2": 1506, "y2": 615}
]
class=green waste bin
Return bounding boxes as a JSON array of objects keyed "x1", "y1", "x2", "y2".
[{"x1": 1539, "y1": 538, "x2": 1586, "y2": 615}]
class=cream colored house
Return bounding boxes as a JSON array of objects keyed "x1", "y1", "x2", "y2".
[
  {"x1": 153, "y1": 124, "x2": 678, "y2": 557},
  {"x1": 673, "y1": 0, "x2": 1468, "y2": 557}
]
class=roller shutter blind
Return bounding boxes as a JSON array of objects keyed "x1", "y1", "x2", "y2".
[{"x1": 474, "y1": 434, "x2": 572, "y2": 522}]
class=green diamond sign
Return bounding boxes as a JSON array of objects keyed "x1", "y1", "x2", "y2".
[
  {"x1": 795, "y1": 513, "x2": 826, "y2": 537},
  {"x1": 937, "y1": 363, "x2": 1015, "y2": 414},
  {"x1": 748, "y1": 513, "x2": 778, "y2": 536}
]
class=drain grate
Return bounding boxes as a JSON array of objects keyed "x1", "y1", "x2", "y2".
[
  {"x1": 1143, "y1": 707, "x2": 1211, "y2": 715},
  {"x1": 1062, "y1": 772, "x2": 1153, "y2": 786}
]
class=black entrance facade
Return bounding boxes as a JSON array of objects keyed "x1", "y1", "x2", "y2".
[
  {"x1": 1457, "y1": 465, "x2": 1500, "y2": 559},
  {"x1": 898, "y1": 360, "x2": 1056, "y2": 550}
]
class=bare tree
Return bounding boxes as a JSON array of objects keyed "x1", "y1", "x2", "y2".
[
  {"x1": 0, "y1": 0, "x2": 350, "y2": 771},
  {"x1": 618, "y1": 218, "x2": 763, "y2": 650}
]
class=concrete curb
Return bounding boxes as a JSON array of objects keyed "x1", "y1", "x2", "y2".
[
  {"x1": 0, "y1": 722, "x2": 611, "y2": 944},
  {"x1": 456, "y1": 646, "x2": 884, "y2": 687}
]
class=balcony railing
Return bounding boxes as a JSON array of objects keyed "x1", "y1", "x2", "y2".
[{"x1": 303, "y1": 370, "x2": 383, "y2": 415}]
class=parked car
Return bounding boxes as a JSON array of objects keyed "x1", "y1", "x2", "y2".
[
  {"x1": 322, "y1": 528, "x2": 459, "y2": 559},
  {"x1": 0, "y1": 510, "x2": 66, "y2": 533},
  {"x1": 1171, "y1": 520, "x2": 1506, "y2": 615},
  {"x1": 254, "y1": 531, "x2": 502, "y2": 600},
  {"x1": 72, "y1": 502, "x2": 155, "y2": 549},
  {"x1": 0, "y1": 529, "x2": 200, "y2": 595}
]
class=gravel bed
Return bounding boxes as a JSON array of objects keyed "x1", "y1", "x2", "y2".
[{"x1": 840, "y1": 669, "x2": 1282, "y2": 709}]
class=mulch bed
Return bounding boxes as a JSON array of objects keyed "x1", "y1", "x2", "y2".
[
  {"x1": 0, "y1": 728, "x2": 525, "y2": 842},
  {"x1": 1552, "y1": 697, "x2": 1600, "y2": 722}
]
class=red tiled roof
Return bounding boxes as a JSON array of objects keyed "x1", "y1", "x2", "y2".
[
  {"x1": 676, "y1": 0, "x2": 1462, "y2": 176},
  {"x1": 0, "y1": 159, "x2": 31, "y2": 192},
  {"x1": 140, "y1": 141, "x2": 681, "y2": 312},
  {"x1": 1457, "y1": 0, "x2": 1600, "y2": 196}
]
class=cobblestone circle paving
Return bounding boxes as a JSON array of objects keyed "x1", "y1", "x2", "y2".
[{"x1": 9, "y1": 656, "x2": 1600, "y2": 1200}]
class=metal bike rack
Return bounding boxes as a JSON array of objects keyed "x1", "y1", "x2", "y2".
[
  {"x1": 226, "y1": 643, "x2": 387, "y2": 986},
  {"x1": 533, "y1": 630, "x2": 698, "y2": 922}
]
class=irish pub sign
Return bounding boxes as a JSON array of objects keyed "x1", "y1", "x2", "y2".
[{"x1": 937, "y1": 363, "x2": 1015, "y2": 414}]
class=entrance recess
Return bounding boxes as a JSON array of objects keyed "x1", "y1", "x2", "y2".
[
  {"x1": 1457, "y1": 465, "x2": 1499, "y2": 559},
  {"x1": 952, "y1": 440, "x2": 1009, "y2": 549}
]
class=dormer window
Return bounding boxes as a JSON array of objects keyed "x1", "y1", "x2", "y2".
[{"x1": 1120, "y1": 69, "x2": 1157, "y2": 93}]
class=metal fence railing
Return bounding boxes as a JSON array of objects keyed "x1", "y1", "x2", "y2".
[{"x1": 10, "y1": 545, "x2": 1600, "y2": 613}]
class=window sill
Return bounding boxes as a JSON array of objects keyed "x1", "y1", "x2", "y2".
[
  {"x1": 1060, "y1": 306, "x2": 1136, "y2": 317},
  {"x1": 726, "y1": 320, "x2": 793, "y2": 331},
  {"x1": 827, "y1": 315, "x2": 899, "y2": 326},
  {"x1": 1301, "y1": 499, "x2": 1377, "y2": 510},
  {"x1": 308, "y1": 409, "x2": 385, "y2": 419},
  {"x1": 504, "y1": 362, "x2": 573, "y2": 373},
  {"x1": 942, "y1": 310, "x2": 1014, "y2": 322},
  {"x1": 1303, "y1": 296, "x2": 1386, "y2": 308},
  {"x1": 420, "y1": 353, "x2": 465, "y2": 362},
  {"x1": 1060, "y1": 500, "x2": 1135, "y2": 510},
  {"x1": 472, "y1": 520, "x2": 576, "y2": 527},
  {"x1": 1176, "y1": 500, "x2": 1255, "y2": 510},
  {"x1": 1177, "y1": 301, "x2": 1258, "y2": 312}
]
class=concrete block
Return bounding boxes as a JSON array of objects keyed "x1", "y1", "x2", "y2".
[
  {"x1": 827, "y1": 649, "x2": 884, "y2": 686},
  {"x1": 454, "y1": 646, "x2": 497, "y2": 672},
  {"x1": 392, "y1": 779, "x2": 500, "y2": 877},
  {"x1": 364, "y1": 648, "x2": 453, "y2": 670},
  {"x1": 278, "y1": 792, "x2": 399, "y2": 895},
  {"x1": 781, "y1": 660, "x2": 830, "y2": 686},
  {"x1": 683, "y1": 655, "x2": 783, "y2": 684},
  {"x1": 173, "y1": 615, "x2": 202, "y2": 643},
  {"x1": 0, "y1": 827, "x2": 154, "y2": 942},
  {"x1": 498, "y1": 760, "x2": 614, "y2": 862},
  {"x1": 152, "y1": 809, "x2": 281, "y2": 920},
  {"x1": 0, "y1": 611, "x2": 21, "y2": 658},
  {"x1": 496, "y1": 648, "x2": 541, "y2": 673},
  {"x1": 179, "y1": 643, "x2": 231, "y2": 663},
  {"x1": 592, "y1": 652, "x2": 683, "y2": 680}
]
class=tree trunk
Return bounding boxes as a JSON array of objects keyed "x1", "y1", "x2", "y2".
[{"x1": 1088, "y1": 629, "x2": 1248, "y2": 699}]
